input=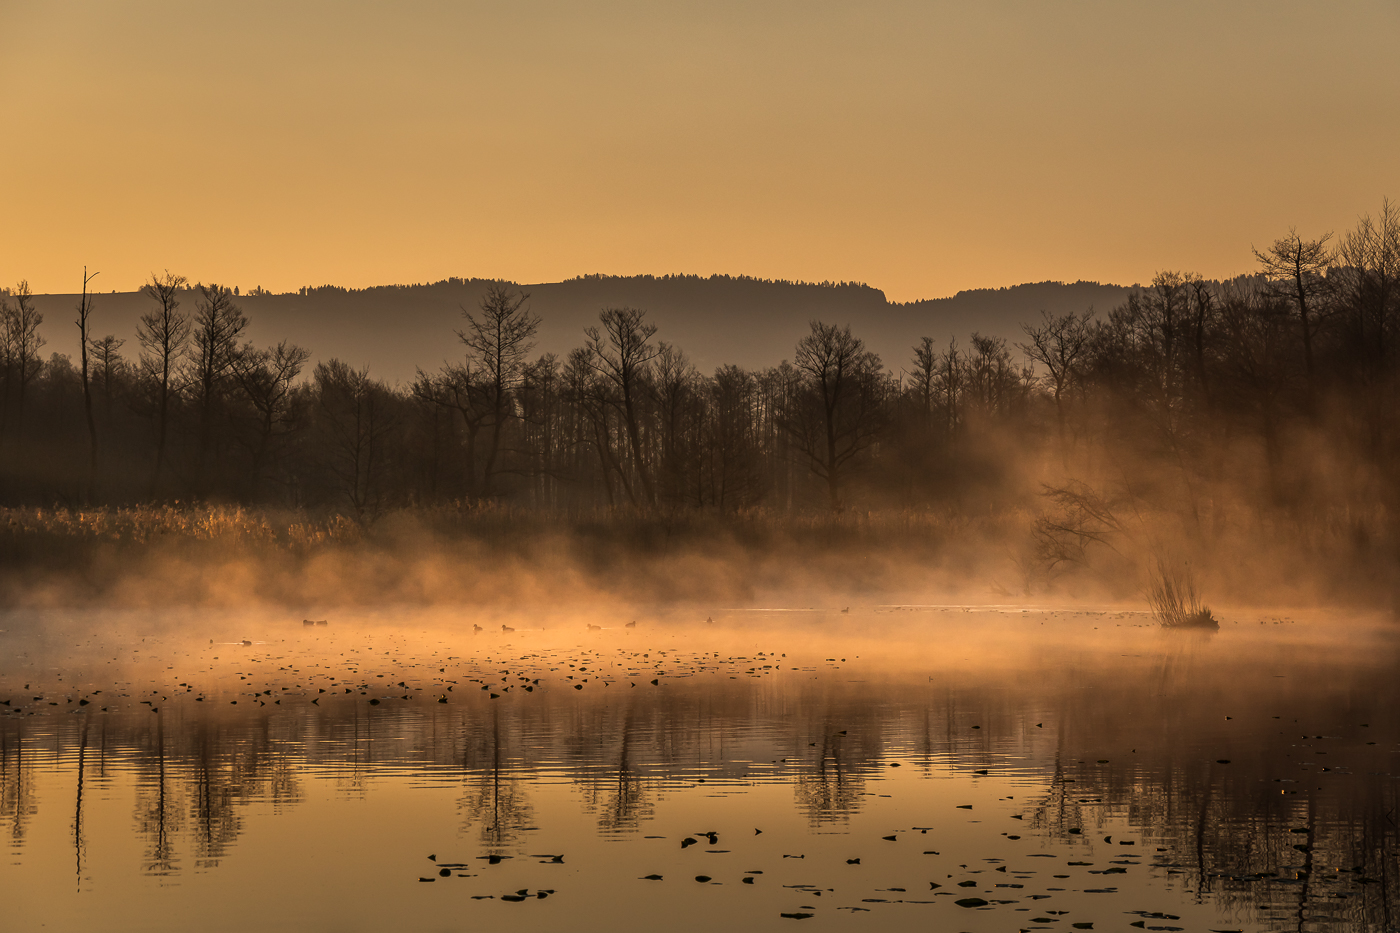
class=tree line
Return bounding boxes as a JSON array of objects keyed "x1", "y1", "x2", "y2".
[{"x1": 1, "y1": 201, "x2": 1397, "y2": 550}]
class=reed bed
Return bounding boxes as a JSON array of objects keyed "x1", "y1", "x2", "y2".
[
  {"x1": 0, "y1": 503, "x2": 1025, "y2": 609},
  {"x1": 0, "y1": 505, "x2": 362, "y2": 547},
  {"x1": 1146, "y1": 558, "x2": 1216, "y2": 628},
  {"x1": 0, "y1": 503, "x2": 1386, "y2": 612}
]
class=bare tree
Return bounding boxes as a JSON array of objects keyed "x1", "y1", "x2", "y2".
[
  {"x1": 1095, "y1": 273, "x2": 1217, "y2": 530},
  {"x1": 1018, "y1": 308, "x2": 1094, "y2": 450},
  {"x1": 517, "y1": 353, "x2": 564, "y2": 507},
  {"x1": 1126, "y1": 271, "x2": 1194, "y2": 390},
  {"x1": 1185, "y1": 277, "x2": 1219, "y2": 406},
  {"x1": 231, "y1": 340, "x2": 311, "y2": 497},
  {"x1": 1337, "y1": 198, "x2": 1400, "y2": 381},
  {"x1": 1215, "y1": 283, "x2": 1295, "y2": 504},
  {"x1": 138, "y1": 271, "x2": 189, "y2": 496},
  {"x1": 314, "y1": 360, "x2": 398, "y2": 520},
  {"x1": 907, "y1": 337, "x2": 938, "y2": 418},
  {"x1": 187, "y1": 283, "x2": 248, "y2": 492},
  {"x1": 457, "y1": 285, "x2": 539, "y2": 496},
  {"x1": 779, "y1": 321, "x2": 889, "y2": 510},
  {"x1": 563, "y1": 346, "x2": 631, "y2": 507},
  {"x1": 965, "y1": 333, "x2": 1031, "y2": 420},
  {"x1": 1254, "y1": 228, "x2": 1334, "y2": 405},
  {"x1": 708, "y1": 363, "x2": 767, "y2": 508},
  {"x1": 76, "y1": 267, "x2": 100, "y2": 501},
  {"x1": 935, "y1": 338, "x2": 964, "y2": 439},
  {"x1": 585, "y1": 308, "x2": 660, "y2": 506},
  {"x1": 0, "y1": 288, "x2": 15, "y2": 454},
  {"x1": 412, "y1": 361, "x2": 490, "y2": 498},
  {"x1": 88, "y1": 335, "x2": 126, "y2": 420},
  {"x1": 1033, "y1": 479, "x2": 1132, "y2": 571},
  {"x1": 652, "y1": 342, "x2": 702, "y2": 505},
  {"x1": 1335, "y1": 199, "x2": 1400, "y2": 491},
  {"x1": 1, "y1": 281, "x2": 45, "y2": 460}
]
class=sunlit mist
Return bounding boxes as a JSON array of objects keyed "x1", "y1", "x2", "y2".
[{"x1": 4, "y1": 3, "x2": 1400, "y2": 932}]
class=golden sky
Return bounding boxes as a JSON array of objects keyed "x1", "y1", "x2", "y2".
[{"x1": 2, "y1": 1, "x2": 1396, "y2": 300}]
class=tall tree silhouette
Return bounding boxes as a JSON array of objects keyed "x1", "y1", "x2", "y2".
[
  {"x1": 87, "y1": 334, "x2": 126, "y2": 424},
  {"x1": 1018, "y1": 309, "x2": 1094, "y2": 453},
  {"x1": 76, "y1": 268, "x2": 100, "y2": 501},
  {"x1": 458, "y1": 285, "x2": 539, "y2": 496},
  {"x1": 708, "y1": 364, "x2": 768, "y2": 508},
  {"x1": 1253, "y1": 229, "x2": 1334, "y2": 406},
  {"x1": 1213, "y1": 284, "x2": 1296, "y2": 504},
  {"x1": 908, "y1": 337, "x2": 939, "y2": 419},
  {"x1": 780, "y1": 321, "x2": 888, "y2": 510},
  {"x1": 1337, "y1": 199, "x2": 1399, "y2": 391},
  {"x1": 565, "y1": 346, "x2": 629, "y2": 507},
  {"x1": 187, "y1": 284, "x2": 248, "y2": 493},
  {"x1": 314, "y1": 360, "x2": 398, "y2": 520},
  {"x1": 412, "y1": 361, "x2": 489, "y2": 498},
  {"x1": 230, "y1": 340, "x2": 311, "y2": 498},
  {"x1": 653, "y1": 342, "x2": 702, "y2": 504},
  {"x1": 585, "y1": 308, "x2": 660, "y2": 506},
  {"x1": 1, "y1": 281, "x2": 45, "y2": 463},
  {"x1": 137, "y1": 272, "x2": 189, "y2": 496}
]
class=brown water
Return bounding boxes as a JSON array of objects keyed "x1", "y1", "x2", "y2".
[{"x1": 2, "y1": 606, "x2": 1398, "y2": 932}]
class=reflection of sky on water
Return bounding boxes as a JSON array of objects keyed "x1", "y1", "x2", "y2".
[{"x1": 2, "y1": 608, "x2": 1398, "y2": 931}]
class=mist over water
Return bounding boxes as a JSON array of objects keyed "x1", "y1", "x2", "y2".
[
  {"x1": 2, "y1": 190, "x2": 1397, "y2": 933},
  {"x1": 4, "y1": 606, "x2": 1398, "y2": 932},
  {"x1": 5, "y1": 2, "x2": 1399, "y2": 928}
]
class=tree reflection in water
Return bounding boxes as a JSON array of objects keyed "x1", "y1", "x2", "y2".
[
  {"x1": 1, "y1": 721, "x2": 37, "y2": 848},
  {"x1": 2, "y1": 628, "x2": 1397, "y2": 930},
  {"x1": 457, "y1": 702, "x2": 534, "y2": 848}
]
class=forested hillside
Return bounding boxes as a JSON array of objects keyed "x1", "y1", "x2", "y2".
[{"x1": 27, "y1": 276, "x2": 1133, "y2": 384}]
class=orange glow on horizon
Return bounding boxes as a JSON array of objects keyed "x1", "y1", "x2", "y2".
[{"x1": 1, "y1": 1, "x2": 1396, "y2": 299}]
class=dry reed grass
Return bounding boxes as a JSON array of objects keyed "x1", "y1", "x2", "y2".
[
  {"x1": 0, "y1": 505, "x2": 363, "y2": 548},
  {"x1": 0, "y1": 503, "x2": 1381, "y2": 611},
  {"x1": 0, "y1": 503, "x2": 1026, "y2": 608},
  {"x1": 1146, "y1": 557, "x2": 1216, "y2": 628}
]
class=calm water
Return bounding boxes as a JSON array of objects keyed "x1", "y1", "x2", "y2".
[{"x1": 2, "y1": 606, "x2": 1398, "y2": 932}]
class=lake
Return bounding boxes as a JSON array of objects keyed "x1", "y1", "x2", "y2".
[{"x1": 3, "y1": 605, "x2": 1398, "y2": 932}]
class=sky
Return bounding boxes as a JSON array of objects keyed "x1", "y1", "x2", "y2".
[{"x1": 2, "y1": 0, "x2": 1397, "y2": 301}]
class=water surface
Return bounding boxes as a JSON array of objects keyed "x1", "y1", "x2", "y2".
[{"x1": 2, "y1": 606, "x2": 1398, "y2": 931}]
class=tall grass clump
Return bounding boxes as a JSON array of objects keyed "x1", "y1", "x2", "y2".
[{"x1": 1147, "y1": 557, "x2": 1216, "y2": 628}]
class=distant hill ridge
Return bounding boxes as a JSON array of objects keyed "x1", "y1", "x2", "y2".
[
  {"x1": 896, "y1": 278, "x2": 1140, "y2": 307},
  {"x1": 288, "y1": 271, "x2": 885, "y2": 296},
  {"x1": 28, "y1": 274, "x2": 1137, "y2": 385}
]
